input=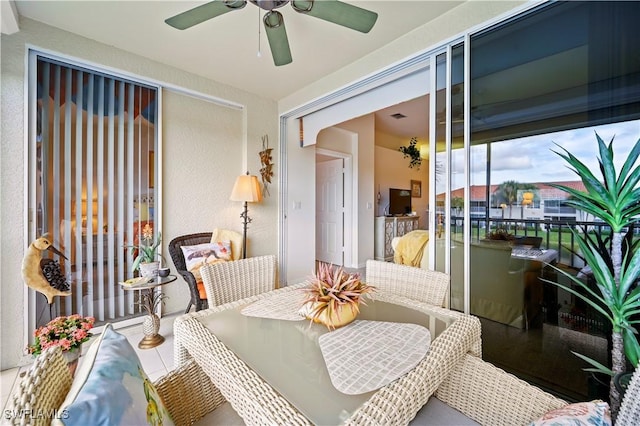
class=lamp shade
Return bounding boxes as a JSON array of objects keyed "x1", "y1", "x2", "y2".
[
  {"x1": 419, "y1": 144, "x2": 429, "y2": 159},
  {"x1": 230, "y1": 174, "x2": 263, "y2": 203}
]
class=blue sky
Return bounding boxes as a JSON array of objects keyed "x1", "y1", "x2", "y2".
[{"x1": 448, "y1": 119, "x2": 640, "y2": 187}]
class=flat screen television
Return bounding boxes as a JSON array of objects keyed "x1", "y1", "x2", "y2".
[{"x1": 389, "y1": 188, "x2": 412, "y2": 215}]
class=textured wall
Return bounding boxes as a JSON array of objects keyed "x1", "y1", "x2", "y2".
[{"x1": 0, "y1": 18, "x2": 277, "y2": 369}]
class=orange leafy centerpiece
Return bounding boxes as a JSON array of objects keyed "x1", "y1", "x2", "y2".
[{"x1": 301, "y1": 263, "x2": 375, "y2": 330}]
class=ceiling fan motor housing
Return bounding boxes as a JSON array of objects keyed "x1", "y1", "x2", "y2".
[{"x1": 249, "y1": 0, "x2": 290, "y2": 11}]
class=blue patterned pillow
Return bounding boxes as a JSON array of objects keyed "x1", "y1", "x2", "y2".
[
  {"x1": 530, "y1": 401, "x2": 611, "y2": 426},
  {"x1": 53, "y1": 324, "x2": 174, "y2": 426}
]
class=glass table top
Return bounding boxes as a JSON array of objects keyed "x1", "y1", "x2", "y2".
[{"x1": 198, "y1": 296, "x2": 455, "y2": 425}]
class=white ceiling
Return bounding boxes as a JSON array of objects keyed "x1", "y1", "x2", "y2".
[
  {"x1": 374, "y1": 95, "x2": 430, "y2": 143},
  {"x1": 11, "y1": 1, "x2": 463, "y2": 101}
]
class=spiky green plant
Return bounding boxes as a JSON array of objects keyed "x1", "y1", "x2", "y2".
[
  {"x1": 547, "y1": 132, "x2": 640, "y2": 417},
  {"x1": 302, "y1": 262, "x2": 375, "y2": 330},
  {"x1": 128, "y1": 223, "x2": 162, "y2": 272}
]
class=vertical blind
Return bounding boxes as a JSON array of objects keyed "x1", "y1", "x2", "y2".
[{"x1": 29, "y1": 54, "x2": 158, "y2": 331}]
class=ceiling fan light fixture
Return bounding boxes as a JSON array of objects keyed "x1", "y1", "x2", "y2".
[
  {"x1": 250, "y1": 0, "x2": 289, "y2": 11},
  {"x1": 223, "y1": 0, "x2": 248, "y2": 10},
  {"x1": 264, "y1": 10, "x2": 284, "y2": 29},
  {"x1": 291, "y1": 0, "x2": 313, "y2": 13}
]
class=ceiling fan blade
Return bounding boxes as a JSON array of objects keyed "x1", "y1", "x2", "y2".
[
  {"x1": 264, "y1": 11, "x2": 293, "y2": 66},
  {"x1": 291, "y1": 0, "x2": 378, "y2": 33},
  {"x1": 165, "y1": 0, "x2": 247, "y2": 30}
]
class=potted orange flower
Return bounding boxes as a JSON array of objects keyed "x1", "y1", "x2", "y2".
[{"x1": 128, "y1": 223, "x2": 162, "y2": 278}]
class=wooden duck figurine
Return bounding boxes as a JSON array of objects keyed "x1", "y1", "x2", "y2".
[{"x1": 22, "y1": 234, "x2": 71, "y2": 304}]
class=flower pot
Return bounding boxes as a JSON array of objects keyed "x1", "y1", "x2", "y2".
[
  {"x1": 304, "y1": 302, "x2": 359, "y2": 330},
  {"x1": 62, "y1": 345, "x2": 82, "y2": 377},
  {"x1": 139, "y1": 261, "x2": 160, "y2": 278},
  {"x1": 614, "y1": 372, "x2": 633, "y2": 397}
]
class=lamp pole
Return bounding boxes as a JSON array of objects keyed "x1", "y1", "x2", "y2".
[{"x1": 240, "y1": 201, "x2": 251, "y2": 259}]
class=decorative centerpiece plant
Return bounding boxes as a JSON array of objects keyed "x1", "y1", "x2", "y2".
[
  {"x1": 546, "y1": 132, "x2": 640, "y2": 418},
  {"x1": 399, "y1": 137, "x2": 422, "y2": 169},
  {"x1": 301, "y1": 262, "x2": 375, "y2": 330},
  {"x1": 27, "y1": 314, "x2": 95, "y2": 355}
]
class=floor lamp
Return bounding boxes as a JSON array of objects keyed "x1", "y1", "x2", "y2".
[{"x1": 230, "y1": 172, "x2": 263, "y2": 259}]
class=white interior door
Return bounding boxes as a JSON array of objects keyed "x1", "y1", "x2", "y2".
[{"x1": 316, "y1": 158, "x2": 344, "y2": 265}]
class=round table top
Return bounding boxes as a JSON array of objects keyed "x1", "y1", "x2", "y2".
[{"x1": 120, "y1": 274, "x2": 177, "y2": 291}]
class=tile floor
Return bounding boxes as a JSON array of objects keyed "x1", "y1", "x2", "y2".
[{"x1": 1, "y1": 312, "x2": 181, "y2": 413}]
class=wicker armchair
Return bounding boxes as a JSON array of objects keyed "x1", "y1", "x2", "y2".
[
  {"x1": 168, "y1": 230, "x2": 242, "y2": 313},
  {"x1": 618, "y1": 367, "x2": 640, "y2": 425},
  {"x1": 200, "y1": 254, "x2": 277, "y2": 307},
  {"x1": 413, "y1": 353, "x2": 640, "y2": 425},
  {"x1": 417, "y1": 353, "x2": 567, "y2": 425},
  {"x1": 7, "y1": 346, "x2": 237, "y2": 426},
  {"x1": 365, "y1": 259, "x2": 450, "y2": 308}
]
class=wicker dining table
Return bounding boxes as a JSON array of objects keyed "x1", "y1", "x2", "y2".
[{"x1": 174, "y1": 282, "x2": 482, "y2": 425}]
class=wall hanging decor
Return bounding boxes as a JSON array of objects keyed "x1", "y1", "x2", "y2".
[
  {"x1": 411, "y1": 180, "x2": 422, "y2": 198},
  {"x1": 259, "y1": 134, "x2": 274, "y2": 197},
  {"x1": 399, "y1": 137, "x2": 422, "y2": 169}
]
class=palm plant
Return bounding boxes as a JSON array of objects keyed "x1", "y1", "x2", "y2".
[{"x1": 548, "y1": 132, "x2": 640, "y2": 417}]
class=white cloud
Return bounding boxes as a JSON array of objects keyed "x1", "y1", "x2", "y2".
[{"x1": 438, "y1": 120, "x2": 639, "y2": 186}]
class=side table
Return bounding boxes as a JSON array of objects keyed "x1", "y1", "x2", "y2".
[{"x1": 121, "y1": 274, "x2": 177, "y2": 349}]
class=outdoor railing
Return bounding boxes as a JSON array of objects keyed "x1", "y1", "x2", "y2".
[{"x1": 451, "y1": 216, "x2": 614, "y2": 270}]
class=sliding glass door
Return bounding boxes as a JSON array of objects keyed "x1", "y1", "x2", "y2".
[{"x1": 464, "y1": 1, "x2": 640, "y2": 401}]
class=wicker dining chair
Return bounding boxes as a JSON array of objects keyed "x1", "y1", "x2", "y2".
[
  {"x1": 168, "y1": 229, "x2": 243, "y2": 313},
  {"x1": 365, "y1": 259, "x2": 450, "y2": 308},
  {"x1": 200, "y1": 254, "x2": 277, "y2": 307},
  {"x1": 7, "y1": 346, "x2": 241, "y2": 426}
]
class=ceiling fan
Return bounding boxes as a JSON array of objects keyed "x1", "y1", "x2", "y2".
[{"x1": 165, "y1": 1, "x2": 378, "y2": 66}]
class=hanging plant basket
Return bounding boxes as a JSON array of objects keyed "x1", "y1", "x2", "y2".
[{"x1": 399, "y1": 137, "x2": 422, "y2": 169}]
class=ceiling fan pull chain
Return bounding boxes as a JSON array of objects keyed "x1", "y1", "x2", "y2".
[{"x1": 257, "y1": 6, "x2": 262, "y2": 58}]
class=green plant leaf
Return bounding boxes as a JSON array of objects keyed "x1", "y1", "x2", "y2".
[
  {"x1": 541, "y1": 265, "x2": 613, "y2": 324},
  {"x1": 571, "y1": 350, "x2": 614, "y2": 376},
  {"x1": 572, "y1": 231, "x2": 618, "y2": 301},
  {"x1": 551, "y1": 135, "x2": 640, "y2": 232},
  {"x1": 597, "y1": 134, "x2": 617, "y2": 197},
  {"x1": 554, "y1": 144, "x2": 613, "y2": 202},
  {"x1": 623, "y1": 327, "x2": 640, "y2": 368},
  {"x1": 619, "y1": 246, "x2": 640, "y2": 297},
  {"x1": 617, "y1": 137, "x2": 640, "y2": 187}
]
